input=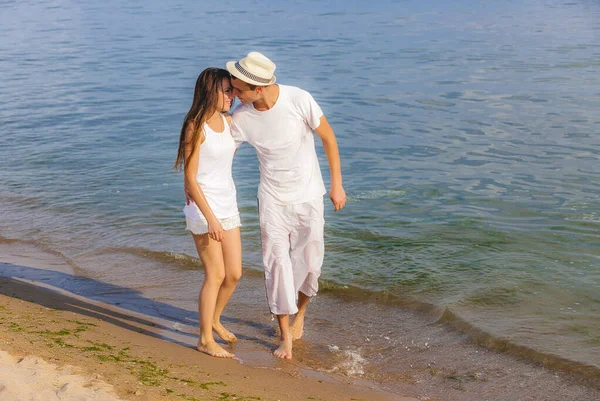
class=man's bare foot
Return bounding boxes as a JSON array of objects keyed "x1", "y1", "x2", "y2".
[
  {"x1": 274, "y1": 336, "x2": 293, "y2": 360},
  {"x1": 196, "y1": 340, "x2": 234, "y2": 358},
  {"x1": 213, "y1": 322, "x2": 237, "y2": 343},
  {"x1": 290, "y1": 315, "x2": 304, "y2": 340}
]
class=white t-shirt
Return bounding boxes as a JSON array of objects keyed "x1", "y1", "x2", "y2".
[{"x1": 231, "y1": 85, "x2": 326, "y2": 205}]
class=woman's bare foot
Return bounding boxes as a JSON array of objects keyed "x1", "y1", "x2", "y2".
[
  {"x1": 196, "y1": 340, "x2": 234, "y2": 358},
  {"x1": 274, "y1": 336, "x2": 293, "y2": 360},
  {"x1": 290, "y1": 315, "x2": 304, "y2": 340},
  {"x1": 213, "y1": 321, "x2": 237, "y2": 343}
]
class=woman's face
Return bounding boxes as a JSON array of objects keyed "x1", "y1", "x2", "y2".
[{"x1": 217, "y1": 77, "x2": 234, "y2": 112}]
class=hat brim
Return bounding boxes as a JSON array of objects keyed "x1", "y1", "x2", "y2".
[{"x1": 226, "y1": 61, "x2": 276, "y2": 87}]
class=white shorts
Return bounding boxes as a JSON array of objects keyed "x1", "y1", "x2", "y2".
[
  {"x1": 184, "y1": 203, "x2": 241, "y2": 235},
  {"x1": 258, "y1": 196, "x2": 325, "y2": 315}
]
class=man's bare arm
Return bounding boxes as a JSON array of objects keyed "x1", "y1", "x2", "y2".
[{"x1": 314, "y1": 115, "x2": 346, "y2": 212}]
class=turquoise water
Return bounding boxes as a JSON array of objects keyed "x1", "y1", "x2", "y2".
[{"x1": 1, "y1": 0, "x2": 599, "y2": 387}]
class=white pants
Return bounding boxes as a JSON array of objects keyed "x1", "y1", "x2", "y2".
[{"x1": 258, "y1": 197, "x2": 325, "y2": 315}]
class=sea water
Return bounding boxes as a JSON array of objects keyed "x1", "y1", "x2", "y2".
[{"x1": 1, "y1": 0, "x2": 599, "y2": 399}]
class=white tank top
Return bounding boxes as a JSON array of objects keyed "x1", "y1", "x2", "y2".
[{"x1": 184, "y1": 114, "x2": 238, "y2": 220}]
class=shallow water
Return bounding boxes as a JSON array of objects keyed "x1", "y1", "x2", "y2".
[{"x1": 1, "y1": 0, "x2": 599, "y2": 396}]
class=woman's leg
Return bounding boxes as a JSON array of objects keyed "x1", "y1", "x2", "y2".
[
  {"x1": 192, "y1": 233, "x2": 233, "y2": 358},
  {"x1": 212, "y1": 227, "x2": 242, "y2": 342}
]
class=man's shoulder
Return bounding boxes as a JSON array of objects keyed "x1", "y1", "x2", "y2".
[
  {"x1": 280, "y1": 84, "x2": 311, "y2": 99},
  {"x1": 279, "y1": 85, "x2": 318, "y2": 112}
]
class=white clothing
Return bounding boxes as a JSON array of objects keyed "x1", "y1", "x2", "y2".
[
  {"x1": 183, "y1": 114, "x2": 239, "y2": 233},
  {"x1": 185, "y1": 213, "x2": 241, "y2": 236},
  {"x1": 232, "y1": 85, "x2": 328, "y2": 314},
  {"x1": 231, "y1": 85, "x2": 326, "y2": 205},
  {"x1": 259, "y1": 196, "x2": 324, "y2": 315}
]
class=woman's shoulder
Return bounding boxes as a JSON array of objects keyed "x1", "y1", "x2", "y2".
[{"x1": 185, "y1": 121, "x2": 206, "y2": 144}]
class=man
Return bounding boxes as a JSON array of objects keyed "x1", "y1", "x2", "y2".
[{"x1": 226, "y1": 52, "x2": 346, "y2": 360}]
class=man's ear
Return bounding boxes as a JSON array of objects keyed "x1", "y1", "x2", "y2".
[{"x1": 256, "y1": 86, "x2": 264, "y2": 93}]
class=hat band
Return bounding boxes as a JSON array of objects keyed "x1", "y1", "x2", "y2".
[{"x1": 234, "y1": 62, "x2": 272, "y2": 84}]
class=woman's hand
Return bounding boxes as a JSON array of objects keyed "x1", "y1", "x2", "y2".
[
  {"x1": 184, "y1": 182, "x2": 193, "y2": 205},
  {"x1": 208, "y1": 218, "x2": 224, "y2": 242}
]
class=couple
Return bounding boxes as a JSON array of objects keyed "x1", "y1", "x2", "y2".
[{"x1": 174, "y1": 52, "x2": 346, "y2": 360}]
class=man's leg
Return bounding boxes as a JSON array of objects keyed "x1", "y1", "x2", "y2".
[
  {"x1": 274, "y1": 314, "x2": 293, "y2": 360},
  {"x1": 289, "y1": 197, "x2": 325, "y2": 341},
  {"x1": 258, "y1": 200, "x2": 298, "y2": 358},
  {"x1": 291, "y1": 291, "x2": 310, "y2": 340}
]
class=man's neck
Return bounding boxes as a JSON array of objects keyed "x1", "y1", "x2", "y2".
[{"x1": 253, "y1": 84, "x2": 279, "y2": 111}]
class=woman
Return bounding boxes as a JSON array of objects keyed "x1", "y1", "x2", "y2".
[{"x1": 174, "y1": 68, "x2": 241, "y2": 358}]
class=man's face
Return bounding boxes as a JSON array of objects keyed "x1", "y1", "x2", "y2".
[{"x1": 231, "y1": 78, "x2": 261, "y2": 104}]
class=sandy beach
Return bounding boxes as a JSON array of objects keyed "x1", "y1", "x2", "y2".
[
  {"x1": 0, "y1": 348, "x2": 124, "y2": 401},
  {"x1": 0, "y1": 244, "x2": 416, "y2": 401}
]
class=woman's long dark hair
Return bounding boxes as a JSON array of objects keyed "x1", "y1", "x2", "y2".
[{"x1": 174, "y1": 68, "x2": 231, "y2": 171}]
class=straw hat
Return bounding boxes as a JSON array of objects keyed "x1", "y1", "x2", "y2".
[{"x1": 226, "y1": 52, "x2": 276, "y2": 86}]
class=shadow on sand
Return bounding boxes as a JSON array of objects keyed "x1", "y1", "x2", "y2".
[{"x1": 0, "y1": 262, "x2": 274, "y2": 350}]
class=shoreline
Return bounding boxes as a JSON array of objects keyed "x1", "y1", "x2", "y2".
[
  {"x1": 0, "y1": 275, "x2": 411, "y2": 401},
  {"x1": 1, "y1": 238, "x2": 599, "y2": 401}
]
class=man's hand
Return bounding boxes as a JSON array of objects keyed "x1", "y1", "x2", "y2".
[{"x1": 330, "y1": 185, "x2": 347, "y2": 212}]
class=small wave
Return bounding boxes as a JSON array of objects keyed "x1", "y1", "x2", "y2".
[
  {"x1": 88, "y1": 247, "x2": 201, "y2": 270},
  {"x1": 172, "y1": 322, "x2": 197, "y2": 335},
  {"x1": 436, "y1": 307, "x2": 600, "y2": 384},
  {"x1": 582, "y1": 213, "x2": 600, "y2": 222},
  {"x1": 0, "y1": 235, "x2": 19, "y2": 245},
  {"x1": 564, "y1": 213, "x2": 600, "y2": 223},
  {"x1": 327, "y1": 345, "x2": 367, "y2": 376},
  {"x1": 82, "y1": 246, "x2": 267, "y2": 277},
  {"x1": 350, "y1": 189, "x2": 406, "y2": 200},
  {"x1": 0, "y1": 235, "x2": 85, "y2": 276}
]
